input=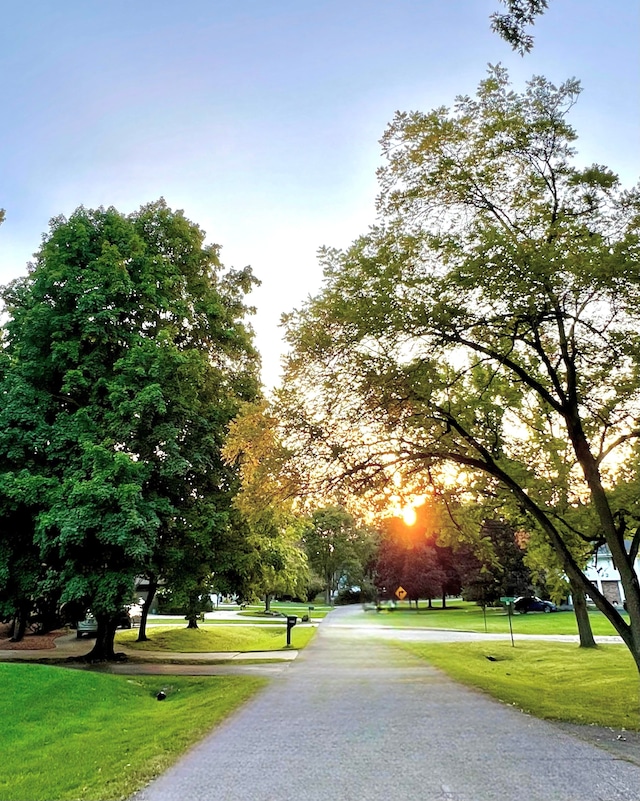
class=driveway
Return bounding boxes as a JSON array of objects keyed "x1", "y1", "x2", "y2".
[{"x1": 130, "y1": 605, "x2": 640, "y2": 801}]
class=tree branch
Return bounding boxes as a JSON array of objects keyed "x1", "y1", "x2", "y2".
[
  {"x1": 597, "y1": 430, "x2": 640, "y2": 466},
  {"x1": 447, "y1": 331, "x2": 565, "y2": 415}
]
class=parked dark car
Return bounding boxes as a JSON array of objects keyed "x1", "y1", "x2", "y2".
[{"x1": 513, "y1": 596, "x2": 557, "y2": 614}]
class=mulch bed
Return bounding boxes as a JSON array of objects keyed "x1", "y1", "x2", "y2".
[{"x1": 0, "y1": 624, "x2": 67, "y2": 650}]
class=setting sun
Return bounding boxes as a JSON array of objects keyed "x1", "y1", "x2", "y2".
[{"x1": 400, "y1": 505, "x2": 417, "y2": 526}]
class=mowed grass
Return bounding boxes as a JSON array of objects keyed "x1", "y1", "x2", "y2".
[
  {"x1": 145, "y1": 603, "x2": 332, "y2": 626},
  {"x1": 238, "y1": 602, "x2": 333, "y2": 619},
  {"x1": 0, "y1": 663, "x2": 265, "y2": 801},
  {"x1": 355, "y1": 601, "x2": 624, "y2": 636},
  {"x1": 146, "y1": 616, "x2": 288, "y2": 626},
  {"x1": 394, "y1": 639, "x2": 640, "y2": 730},
  {"x1": 117, "y1": 623, "x2": 316, "y2": 652}
]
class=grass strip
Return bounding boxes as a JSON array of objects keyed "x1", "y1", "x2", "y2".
[
  {"x1": 237, "y1": 604, "x2": 332, "y2": 619},
  {"x1": 0, "y1": 663, "x2": 265, "y2": 801},
  {"x1": 354, "y1": 602, "x2": 625, "y2": 636},
  {"x1": 117, "y1": 623, "x2": 316, "y2": 652},
  {"x1": 146, "y1": 617, "x2": 289, "y2": 625},
  {"x1": 393, "y1": 639, "x2": 640, "y2": 730}
]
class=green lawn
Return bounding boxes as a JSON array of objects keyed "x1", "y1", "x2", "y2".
[
  {"x1": 146, "y1": 603, "x2": 332, "y2": 625},
  {"x1": 0, "y1": 663, "x2": 265, "y2": 801},
  {"x1": 145, "y1": 616, "x2": 287, "y2": 626},
  {"x1": 354, "y1": 601, "x2": 625, "y2": 636},
  {"x1": 394, "y1": 639, "x2": 640, "y2": 730},
  {"x1": 117, "y1": 623, "x2": 316, "y2": 652},
  {"x1": 237, "y1": 602, "x2": 333, "y2": 619}
]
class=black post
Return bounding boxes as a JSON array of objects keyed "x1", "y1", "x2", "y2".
[{"x1": 286, "y1": 615, "x2": 297, "y2": 647}]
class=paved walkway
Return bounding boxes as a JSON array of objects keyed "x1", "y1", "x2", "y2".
[
  {"x1": 130, "y1": 607, "x2": 640, "y2": 801},
  {"x1": 0, "y1": 631, "x2": 299, "y2": 664}
]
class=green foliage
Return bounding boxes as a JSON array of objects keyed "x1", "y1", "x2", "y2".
[
  {"x1": 303, "y1": 506, "x2": 378, "y2": 603},
  {"x1": 223, "y1": 400, "x2": 312, "y2": 606},
  {"x1": 462, "y1": 520, "x2": 533, "y2": 603},
  {"x1": 155, "y1": 587, "x2": 213, "y2": 617},
  {"x1": 0, "y1": 201, "x2": 260, "y2": 652},
  {"x1": 490, "y1": 0, "x2": 549, "y2": 54},
  {"x1": 280, "y1": 67, "x2": 640, "y2": 668},
  {"x1": 228, "y1": 487, "x2": 310, "y2": 607},
  {"x1": 304, "y1": 573, "x2": 327, "y2": 602},
  {"x1": 224, "y1": 400, "x2": 301, "y2": 516},
  {"x1": 334, "y1": 582, "x2": 377, "y2": 605},
  {"x1": 376, "y1": 536, "x2": 441, "y2": 604}
]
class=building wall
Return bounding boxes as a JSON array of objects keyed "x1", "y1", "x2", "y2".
[{"x1": 583, "y1": 545, "x2": 640, "y2": 607}]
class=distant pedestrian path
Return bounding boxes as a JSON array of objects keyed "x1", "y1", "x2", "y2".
[{"x1": 131, "y1": 606, "x2": 640, "y2": 801}]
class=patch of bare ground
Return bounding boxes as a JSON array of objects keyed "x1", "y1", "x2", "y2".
[
  {"x1": 551, "y1": 721, "x2": 640, "y2": 768},
  {"x1": 0, "y1": 623, "x2": 67, "y2": 650}
]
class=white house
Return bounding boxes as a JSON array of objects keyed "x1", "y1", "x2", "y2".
[{"x1": 583, "y1": 542, "x2": 640, "y2": 606}]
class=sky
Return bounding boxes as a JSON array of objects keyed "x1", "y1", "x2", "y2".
[{"x1": 1, "y1": 0, "x2": 638, "y2": 388}]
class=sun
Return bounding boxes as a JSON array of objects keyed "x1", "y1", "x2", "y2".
[{"x1": 400, "y1": 505, "x2": 417, "y2": 526}]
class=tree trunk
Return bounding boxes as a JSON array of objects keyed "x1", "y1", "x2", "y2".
[
  {"x1": 442, "y1": 592, "x2": 447, "y2": 609},
  {"x1": 137, "y1": 579, "x2": 157, "y2": 642},
  {"x1": 10, "y1": 610, "x2": 27, "y2": 643},
  {"x1": 186, "y1": 614, "x2": 199, "y2": 629},
  {"x1": 488, "y1": 459, "x2": 640, "y2": 674},
  {"x1": 84, "y1": 616, "x2": 123, "y2": 662},
  {"x1": 569, "y1": 577, "x2": 596, "y2": 648},
  {"x1": 564, "y1": 421, "x2": 640, "y2": 672},
  {"x1": 428, "y1": 597, "x2": 433, "y2": 609},
  {"x1": 264, "y1": 593, "x2": 272, "y2": 612},
  {"x1": 36, "y1": 598, "x2": 60, "y2": 634}
]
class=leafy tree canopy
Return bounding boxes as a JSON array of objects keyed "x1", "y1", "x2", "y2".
[
  {"x1": 303, "y1": 506, "x2": 378, "y2": 604},
  {"x1": 0, "y1": 200, "x2": 260, "y2": 656},
  {"x1": 490, "y1": 0, "x2": 549, "y2": 54},
  {"x1": 279, "y1": 67, "x2": 640, "y2": 669}
]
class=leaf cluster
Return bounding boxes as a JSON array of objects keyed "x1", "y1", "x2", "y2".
[
  {"x1": 278, "y1": 68, "x2": 640, "y2": 659},
  {"x1": 0, "y1": 200, "x2": 260, "y2": 627}
]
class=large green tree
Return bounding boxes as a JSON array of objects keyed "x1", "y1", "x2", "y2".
[
  {"x1": 0, "y1": 201, "x2": 260, "y2": 658},
  {"x1": 241, "y1": 511, "x2": 309, "y2": 611},
  {"x1": 280, "y1": 68, "x2": 640, "y2": 670},
  {"x1": 303, "y1": 506, "x2": 377, "y2": 604},
  {"x1": 223, "y1": 400, "x2": 310, "y2": 610},
  {"x1": 460, "y1": 520, "x2": 533, "y2": 605}
]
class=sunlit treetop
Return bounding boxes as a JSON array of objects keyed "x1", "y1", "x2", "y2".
[
  {"x1": 490, "y1": 0, "x2": 549, "y2": 55},
  {"x1": 279, "y1": 66, "x2": 640, "y2": 669}
]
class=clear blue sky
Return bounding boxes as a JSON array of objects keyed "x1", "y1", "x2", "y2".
[{"x1": 1, "y1": 1, "x2": 638, "y2": 387}]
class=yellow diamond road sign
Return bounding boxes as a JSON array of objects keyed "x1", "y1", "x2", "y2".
[{"x1": 395, "y1": 586, "x2": 407, "y2": 600}]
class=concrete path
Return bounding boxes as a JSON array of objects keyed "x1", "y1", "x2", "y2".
[
  {"x1": 130, "y1": 607, "x2": 640, "y2": 801},
  {"x1": 0, "y1": 631, "x2": 299, "y2": 663}
]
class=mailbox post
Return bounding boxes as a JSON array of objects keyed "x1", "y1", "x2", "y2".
[{"x1": 286, "y1": 615, "x2": 297, "y2": 647}]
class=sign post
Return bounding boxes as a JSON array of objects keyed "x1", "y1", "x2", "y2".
[{"x1": 500, "y1": 596, "x2": 515, "y2": 647}]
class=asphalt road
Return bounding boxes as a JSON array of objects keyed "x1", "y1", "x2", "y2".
[{"x1": 130, "y1": 606, "x2": 640, "y2": 801}]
